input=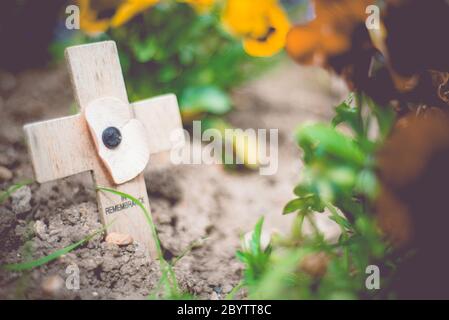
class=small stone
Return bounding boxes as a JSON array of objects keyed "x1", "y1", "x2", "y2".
[
  {"x1": 0, "y1": 165, "x2": 12, "y2": 181},
  {"x1": 34, "y1": 220, "x2": 47, "y2": 240},
  {"x1": 299, "y1": 252, "x2": 330, "y2": 278},
  {"x1": 11, "y1": 186, "x2": 32, "y2": 214},
  {"x1": 210, "y1": 291, "x2": 220, "y2": 300},
  {"x1": 105, "y1": 232, "x2": 133, "y2": 246},
  {"x1": 41, "y1": 275, "x2": 64, "y2": 296}
]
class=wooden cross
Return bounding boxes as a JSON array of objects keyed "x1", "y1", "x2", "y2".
[{"x1": 23, "y1": 41, "x2": 184, "y2": 258}]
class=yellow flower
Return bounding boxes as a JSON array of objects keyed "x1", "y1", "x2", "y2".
[
  {"x1": 222, "y1": 0, "x2": 290, "y2": 57},
  {"x1": 78, "y1": 0, "x2": 159, "y2": 35},
  {"x1": 179, "y1": 0, "x2": 215, "y2": 13},
  {"x1": 111, "y1": 0, "x2": 159, "y2": 28},
  {"x1": 79, "y1": 0, "x2": 112, "y2": 35}
]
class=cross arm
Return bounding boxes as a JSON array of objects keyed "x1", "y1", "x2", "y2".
[
  {"x1": 132, "y1": 93, "x2": 185, "y2": 155},
  {"x1": 23, "y1": 114, "x2": 96, "y2": 183},
  {"x1": 24, "y1": 93, "x2": 184, "y2": 185}
]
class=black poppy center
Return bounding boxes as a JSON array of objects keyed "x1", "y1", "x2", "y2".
[{"x1": 102, "y1": 126, "x2": 122, "y2": 149}]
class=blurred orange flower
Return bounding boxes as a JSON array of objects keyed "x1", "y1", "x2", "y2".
[
  {"x1": 286, "y1": 0, "x2": 374, "y2": 66},
  {"x1": 222, "y1": 0, "x2": 290, "y2": 57}
]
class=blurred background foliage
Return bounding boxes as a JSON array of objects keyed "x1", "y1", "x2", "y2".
[
  {"x1": 0, "y1": 0, "x2": 307, "y2": 169},
  {"x1": 53, "y1": 1, "x2": 281, "y2": 115},
  {"x1": 49, "y1": 0, "x2": 307, "y2": 169}
]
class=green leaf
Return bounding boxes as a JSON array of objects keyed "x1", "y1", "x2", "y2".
[
  {"x1": 283, "y1": 194, "x2": 325, "y2": 215},
  {"x1": 159, "y1": 65, "x2": 178, "y2": 83},
  {"x1": 296, "y1": 123, "x2": 366, "y2": 167},
  {"x1": 180, "y1": 86, "x2": 231, "y2": 115},
  {"x1": 326, "y1": 167, "x2": 357, "y2": 189},
  {"x1": 355, "y1": 169, "x2": 379, "y2": 199},
  {"x1": 332, "y1": 102, "x2": 364, "y2": 137},
  {"x1": 328, "y1": 214, "x2": 352, "y2": 231},
  {"x1": 131, "y1": 36, "x2": 158, "y2": 63},
  {"x1": 236, "y1": 250, "x2": 247, "y2": 263},
  {"x1": 251, "y1": 217, "x2": 264, "y2": 254},
  {"x1": 293, "y1": 184, "x2": 313, "y2": 197},
  {"x1": 368, "y1": 99, "x2": 395, "y2": 139},
  {"x1": 179, "y1": 46, "x2": 195, "y2": 65},
  {"x1": 283, "y1": 198, "x2": 308, "y2": 215}
]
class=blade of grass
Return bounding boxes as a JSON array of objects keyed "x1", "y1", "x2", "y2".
[
  {"x1": 2, "y1": 220, "x2": 114, "y2": 271},
  {"x1": 0, "y1": 179, "x2": 33, "y2": 204},
  {"x1": 171, "y1": 237, "x2": 208, "y2": 266},
  {"x1": 225, "y1": 281, "x2": 243, "y2": 300},
  {"x1": 148, "y1": 237, "x2": 206, "y2": 300}
]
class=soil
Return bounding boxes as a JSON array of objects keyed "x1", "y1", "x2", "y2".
[{"x1": 0, "y1": 60, "x2": 347, "y2": 299}]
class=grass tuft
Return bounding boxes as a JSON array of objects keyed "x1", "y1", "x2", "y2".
[
  {"x1": 0, "y1": 179, "x2": 33, "y2": 205},
  {"x1": 2, "y1": 221, "x2": 113, "y2": 271}
]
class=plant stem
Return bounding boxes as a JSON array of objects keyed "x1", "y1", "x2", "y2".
[
  {"x1": 305, "y1": 212, "x2": 324, "y2": 243},
  {"x1": 225, "y1": 281, "x2": 244, "y2": 300},
  {"x1": 354, "y1": 92, "x2": 366, "y2": 139},
  {"x1": 325, "y1": 203, "x2": 351, "y2": 272}
]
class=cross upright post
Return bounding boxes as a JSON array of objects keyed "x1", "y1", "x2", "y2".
[{"x1": 23, "y1": 41, "x2": 184, "y2": 257}]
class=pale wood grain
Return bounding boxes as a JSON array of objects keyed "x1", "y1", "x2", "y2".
[
  {"x1": 65, "y1": 41, "x2": 128, "y2": 111},
  {"x1": 23, "y1": 114, "x2": 95, "y2": 183},
  {"x1": 65, "y1": 41, "x2": 157, "y2": 257},
  {"x1": 132, "y1": 93, "x2": 185, "y2": 154},
  {"x1": 24, "y1": 41, "x2": 183, "y2": 259}
]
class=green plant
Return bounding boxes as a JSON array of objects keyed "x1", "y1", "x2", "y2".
[
  {"x1": 53, "y1": 2, "x2": 278, "y2": 118},
  {"x1": 236, "y1": 94, "x2": 399, "y2": 299},
  {"x1": 235, "y1": 217, "x2": 271, "y2": 294}
]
